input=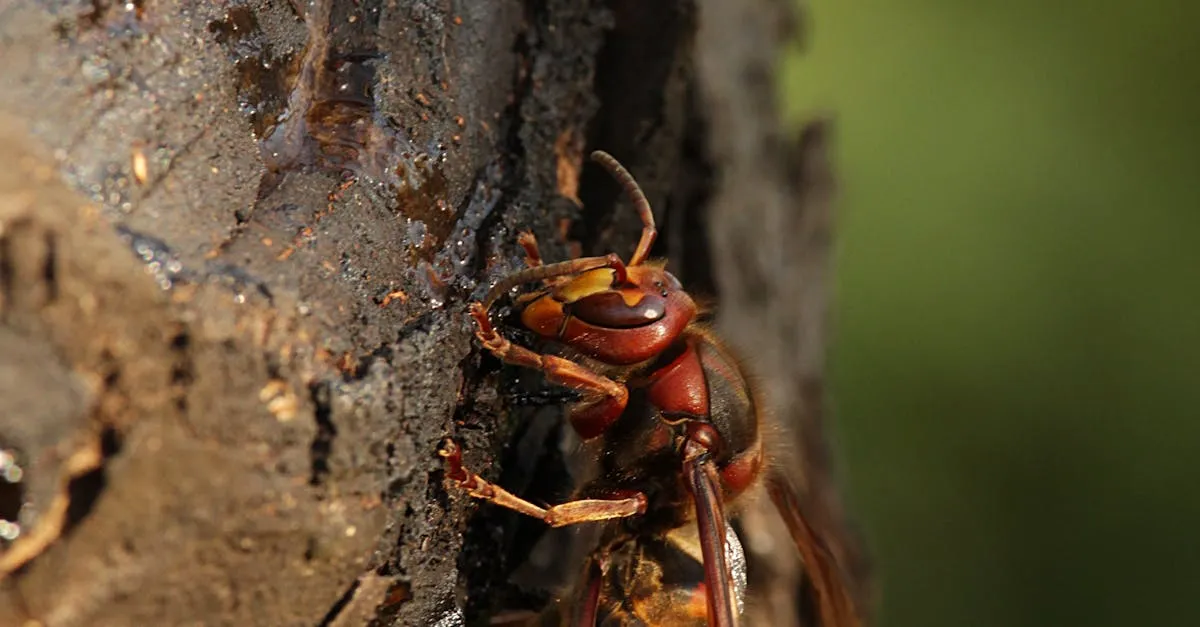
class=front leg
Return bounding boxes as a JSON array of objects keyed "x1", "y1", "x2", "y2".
[
  {"x1": 517, "y1": 231, "x2": 545, "y2": 269},
  {"x1": 439, "y1": 440, "x2": 647, "y2": 527},
  {"x1": 469, "y1": 302, "x2": 628, "y2": 439}
]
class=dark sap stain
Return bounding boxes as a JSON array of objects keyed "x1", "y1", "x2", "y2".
[
  {"x1": 207, "y1": 4, "x2": 298, "y2": 140},
  {"x1": 229, "y1": 0, "x2": 454, "y2": 259}
]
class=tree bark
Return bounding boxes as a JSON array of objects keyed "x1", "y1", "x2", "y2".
[{"x1": 0, "y1": 1, "x2": 864, "y2": 625}]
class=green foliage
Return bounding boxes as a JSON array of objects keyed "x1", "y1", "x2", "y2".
[{"x1": 782, "y1": 2, "x2": 1200, "y2": 625}]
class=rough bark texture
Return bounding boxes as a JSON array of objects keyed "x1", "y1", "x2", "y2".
[{"x1": 0, "y1": 1, "x2": 864, "y2": 625}]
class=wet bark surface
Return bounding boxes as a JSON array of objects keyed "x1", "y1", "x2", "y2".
[{"x1": 0, "y1": 1, "x2": 865, "y2": 625}]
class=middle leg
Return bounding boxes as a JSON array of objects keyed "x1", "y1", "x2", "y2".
[{"x1": 439, "y1": 439, "x2": 647, "y2": 527}]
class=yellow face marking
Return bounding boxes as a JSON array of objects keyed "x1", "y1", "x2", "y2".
[
  {"x1": 554, "y1": 268, "x2": 615, "y2": 303},
  {"x1": 554, "y1": 268, "x2": 651, "y2": 309},
  {"x1": 617, "y1": 287, "x2": 648, "y2": 307}
]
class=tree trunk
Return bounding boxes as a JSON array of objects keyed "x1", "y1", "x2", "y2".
[{"x1": 0, "y1": 1, "x2": 864, "y2": 625}]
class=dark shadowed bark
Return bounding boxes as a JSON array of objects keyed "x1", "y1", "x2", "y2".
[{"x1": 0, "y1": 0, "x2": 865, "y2": 625}]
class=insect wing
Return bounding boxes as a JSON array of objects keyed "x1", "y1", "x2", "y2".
[{"x1": 767, "y1": 471, "x2": 861, "y2": 627}]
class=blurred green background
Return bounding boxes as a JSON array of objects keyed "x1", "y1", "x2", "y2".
[{"x1": 781, "y1": 1, "x2": 1200, "y2": 626}]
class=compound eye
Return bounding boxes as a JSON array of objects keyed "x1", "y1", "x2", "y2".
[
  {"x1": 662, "y1": 271, "x2": 683, "y2": 292},
  {"x1": 571, "y1": 291, "x2": 667, "y2": 328}
]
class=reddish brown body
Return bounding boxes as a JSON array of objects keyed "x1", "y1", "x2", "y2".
[{"x1": 440, "y1": 151, "x2": 861, "y2": 627}]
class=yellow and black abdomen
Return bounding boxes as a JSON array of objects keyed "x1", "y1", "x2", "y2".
[{"x1": 589, "y1": 524, "x2": 747, "y2": 627}]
